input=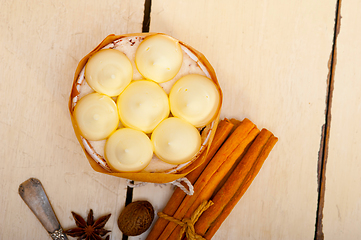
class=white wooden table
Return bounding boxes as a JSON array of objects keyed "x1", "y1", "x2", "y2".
[{"x1": 1, "y1": 0, "x2": 359, "y2": 239}]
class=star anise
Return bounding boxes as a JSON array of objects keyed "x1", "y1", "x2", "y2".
[{"x1": 64, "y1": 209, "x2": 111, "y2": 240}]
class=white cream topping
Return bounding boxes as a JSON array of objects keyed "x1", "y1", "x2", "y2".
[
  {"x1": 169, "y1": 74, "x2": 221, "y2": 128},
  {"x1": 105, "y1": 128, "x2": 153, "y2": 172},
  {"x1": 135, "y1": 35, "x2": 183, "y2": 83},
  {"x1": 74, "y1": 93, "x2": 119, "y2": 141},
  {"x1": 117, "y1": 80, "x2": 170, "y2": 133},
  {"x1": 85, "y1": 49, "x2": 132, "y2": 97},
  {"x1": 151, "y1": 117, "x2": 201, "y2": 164},
  {"x1": 73, "y1": 35, "x2": 215, "y2": 173}
]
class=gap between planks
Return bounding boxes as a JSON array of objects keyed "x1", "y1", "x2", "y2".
[
  {"x1": 315, "y1": 0, "x2": 342, "y2": 239},
  {"x1": 122, "y1": 0, "x2": 342, "y2": 239},
  {"x1": 122, "y1": 1, "x2": 152, "y2": 240}
]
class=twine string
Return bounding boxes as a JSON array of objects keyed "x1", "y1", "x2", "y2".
[
  {"x1": 126, "y1": 177, "x2": 194, "y2": 195},
  {"x1": 126, "y1": 180, "x2": 147, "y2": 188},
  {"x1": 171, "y1": 177, "x2": 194, "y2": 195},
  {"x1": 158, "y1": 200, "x2": 214, "y2": 240}
]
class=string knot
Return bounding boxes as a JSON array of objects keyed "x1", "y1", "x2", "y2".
[{"x1": 158, "y1": 200, "x2": 213, "y2": 240}]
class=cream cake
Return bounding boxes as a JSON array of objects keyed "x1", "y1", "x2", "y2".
[{"x1": 70, "y1": 33, "x2": 221, "y2": 174}]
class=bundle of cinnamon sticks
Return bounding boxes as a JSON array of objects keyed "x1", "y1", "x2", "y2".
[{"x1": 146, "y1": 118, "x2": 278, "y2": 240}]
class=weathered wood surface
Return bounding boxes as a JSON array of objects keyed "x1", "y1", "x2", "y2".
[
  {"x1": 2, "y1": 0, "x2": 360, "y2": 240},
  {"x1": 0, "y1": 1, "x2": 144, "y2": 239},
  {"x1": 132, "y1": 0, "x2": 337, "y2": 239},
  {"x1": 323, "y1": 0, "x2": 361, "y2": 239}
]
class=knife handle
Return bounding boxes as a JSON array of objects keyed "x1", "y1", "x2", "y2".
[{"x1": 18, "y1": 178, "x2": 68, "y2": 240}]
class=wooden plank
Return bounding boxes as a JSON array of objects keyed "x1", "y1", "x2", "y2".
[
  {"x1": 0, "y1": 0, "x2": 144, "y2": 239},
  {"x1": 130, "y1": 0, "x2": 337, "y2": 239},
  {"x1": 323, "y1": 0, "x2": 361, "y2": 239}
]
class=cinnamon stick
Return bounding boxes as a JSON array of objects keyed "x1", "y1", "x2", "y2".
[
  {"x1": 202, "y1": 132, "x2": 278, "y2": 240},
  {"x1": 158, "y1": 119, "x2": 259, "y2": 240},
  {"x1": 170, "y1": 127, "x2": 260, "y2": 239},
  {"x1": 145, "y1": 119, "x2": 234, "y2": 240},
  {"x1": 193, "y1": 128, "x2": 273, "y2": 235},
  {"x1": 180, "y1": 118, "x2": 235, "y2": 174}
]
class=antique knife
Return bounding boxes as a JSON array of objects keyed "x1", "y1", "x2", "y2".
[{"x1": 18, "y1": 178, "x2": 68, "y2": 240}]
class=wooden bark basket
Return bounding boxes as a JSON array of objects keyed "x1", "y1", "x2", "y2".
[{"x1": 69, "y1": 33, "x2": 222, "y2": 183}]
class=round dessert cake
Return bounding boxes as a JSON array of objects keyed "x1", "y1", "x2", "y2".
[{"x1": 69, "y1": 33, "x2": 222, "y2": 179}]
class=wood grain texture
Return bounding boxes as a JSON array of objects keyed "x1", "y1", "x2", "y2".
[
  {"x1": 323, "y1": 0, "x2": 361, "y2": 239},
  {"x1": 0, "y1": 0, "x2": 144, "y2": 239},
  {"x1": 130, "y1": 0, "x2": 337, "y2": 239}
]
